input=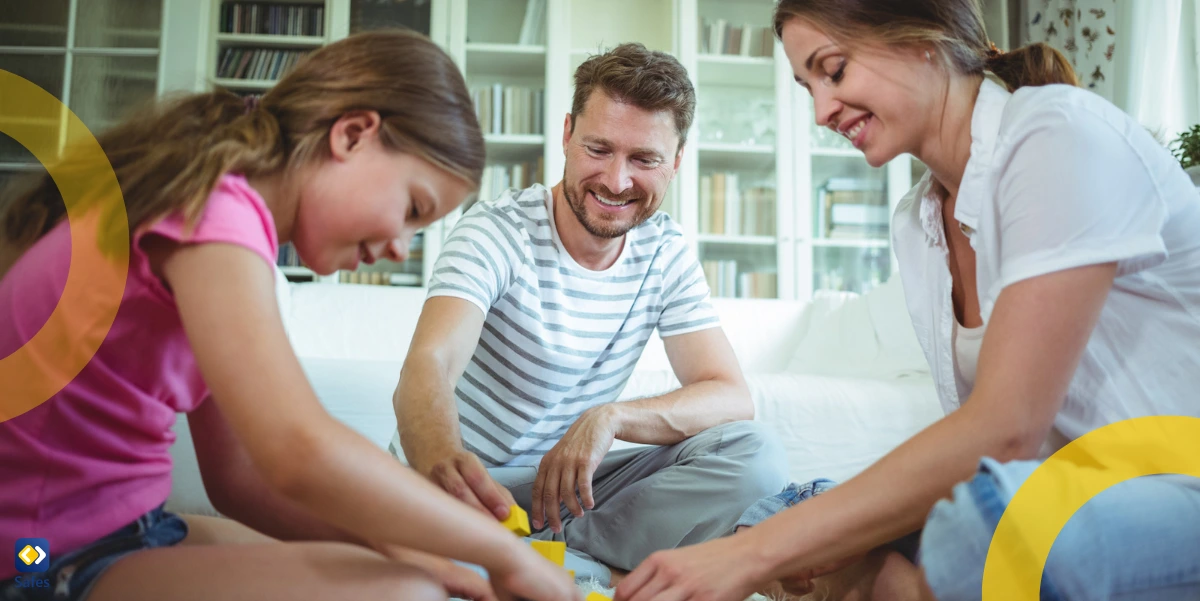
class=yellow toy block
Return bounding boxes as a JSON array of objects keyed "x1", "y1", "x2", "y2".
[
  {"x1": 500, "y1": 504, "x2": 531, "y2": 536},
  {"x1": 569, "y1": 570, "x2": 575, "y2": 581},
  {"x1": 529, "y1": 540, "x2": 566, "y2": 566},
  {"x1": 586, "y1": 593, "x2": 612, "y2": 601}
]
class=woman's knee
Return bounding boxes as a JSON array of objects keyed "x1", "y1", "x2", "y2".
[{"x1": 920, "y1": 459, "x2": 1039, "y2": 601}]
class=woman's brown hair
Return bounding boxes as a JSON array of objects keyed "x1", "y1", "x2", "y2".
[
  {"x1": 772, "y1": 0, "x2": 1078, "y2": 91},
  {"x1": 1, "y1": 28, "x2": 484, "y2": 256}
]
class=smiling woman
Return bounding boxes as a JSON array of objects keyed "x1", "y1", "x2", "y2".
[{"x1": 614, "y1": 1, "x2": 1200, "y2": 600}]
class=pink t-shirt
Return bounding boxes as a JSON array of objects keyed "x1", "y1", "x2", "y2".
[{"x1": 0, "y1": 174, "x2": 277, "y2": 579}]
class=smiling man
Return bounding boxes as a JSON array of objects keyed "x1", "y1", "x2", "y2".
[{"x1": 390, "y1": 43, "x2": 788, "y2": 575}]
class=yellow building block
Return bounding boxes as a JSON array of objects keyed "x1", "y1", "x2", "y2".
[
  {"x1": 500, "y1": 504, "x2": 531, "y2": 536},
  {"x1": 529, "y1": 540, "x2": 566, "y2": 566},
  {"x1": 586, "y1": 593, "x2": 612, "y2": 601}
]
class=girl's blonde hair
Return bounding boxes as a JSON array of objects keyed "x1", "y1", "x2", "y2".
[
  {"x1": 1, "y1": 28, "x2": 484, "y2": 253},
  {"x1": 773, "y1": 0, "x2": 1078, "y2": 91}
]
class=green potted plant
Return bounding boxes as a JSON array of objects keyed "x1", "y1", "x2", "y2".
[{"x1": 1170, "y1": 125, "x2": 1200, "y2": 184}]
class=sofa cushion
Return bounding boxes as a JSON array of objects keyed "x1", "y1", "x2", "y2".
[
  {"x1": 787, "y1": 277, "x2": 929, "y2": 380},
  {"x1": 615, "y1": 369, "x2": 942, "y2": 483},
  {"x1": 299, "y1": 357, "x2": 402, "y2": 449},
  {"x1": 749, "y1": 372, "x2": 941, "y2": 483}
]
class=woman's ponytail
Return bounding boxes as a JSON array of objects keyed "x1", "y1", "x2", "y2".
[{"x1": 985, "y1": 42, "x2": 1079, "y2": 91}]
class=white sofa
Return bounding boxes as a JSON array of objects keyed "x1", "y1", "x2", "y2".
[{"x1": 166, "y1": 276, "x2": 943, "y2": 516}]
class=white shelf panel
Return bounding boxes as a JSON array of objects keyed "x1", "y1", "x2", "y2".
[
  {"x1": 279, "y1": 266, "x2": 316, "y2": 277},
  {"x1": 465, "y1": 43, "x2": 546, "y2": 77},
  {"x1": 698, "y1": 234, "x2": 777, "y2": 246},
  {"x1": 391, "y1": 273, "x2": 423, "y2": 286},
  {"x1": 697, "y1": 54, "x2": 774, "y2": 88},
  {"x1": 697, "y1": 143, "x2": 776, "y2": 170},
  {"x1": 211, "y1": 77, "x2": 276, "y2": 90},
  {"x1": 216, "y1": 33, "x2": 326, "y2": 48},
  {"x1": 811, "y1": 238, "x2": 890, "y2": 249},
  {"x1": 811, "y1": 147, "x2": 864, "y2": 158},
  {"x1": 485, "y1": 134, "x2": 545, "y2": 162}
]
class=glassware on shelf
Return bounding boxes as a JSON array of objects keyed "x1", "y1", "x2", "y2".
[
  {"x1": 466, "y1": 0, "x2": 544, "y2": 45},
  {"x1": 810, "y1": 117, "x2": 855, "y2": 151},
  {"x1": 697, "y1": 86, "x2": 775, "y2": 146},
  {"x1": 813, "y1": 246, "x2": 891, "y2": 294}
]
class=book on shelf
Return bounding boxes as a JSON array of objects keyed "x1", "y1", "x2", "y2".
[
  {"x1": 476, "y1": 157, "x2": 545, "y2": 206},
  {"x1": 276, "y1": 242, "x2": 304, "y2": 268},
  {"x1": 702, "y1": 260, "x2": 778, "y2": 299},
  {"x1": 220, "y1": 2, "x2": 325, "y2": 37},
  {"x1": 217, "y1": 48, "x2": 310, "y2": 80},
  {"x1": 815, "y1": 177, "x2": 887, "y2": 239},
  {"x1": 472, "y1": 85, "x2": 544, "y2": 136},
  {"x1": 698, "y1": 18, "x2": 773, "y2": 58},
  {"x1": 699, "y1": 172, "x2": 776, "y2": 236},
  {"x1": 517, "y1": 0, "x2": 547, "y2": 46}
]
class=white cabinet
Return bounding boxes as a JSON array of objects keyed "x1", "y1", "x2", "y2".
[
  {"x1": 145, "y1": 0, "x2": 919, "y2": 298},
  {"x1": 0, "y1": 0, "x2": 173, "y2": 188}
]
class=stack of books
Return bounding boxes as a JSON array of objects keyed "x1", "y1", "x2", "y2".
[
  {"x1": 816, "y1": 177, "x2": 888, "y2": 240},
  {"x1": 219, "y1": 2, "x2": 325, "y2": 36},
  {"x1": 702, "y1": 261, "x2": 778, "y2": 299},
  {"x1": 699, "y1": 19, "x2": 774, "y2": 58},
  {"x1": 217, "y1": 48, "x2": 310, "y2": 81},
  {"x1": 699, "y1": 173, "x2": 776, "y2": 236},
  {"x1": 477, "y1": 158, "x2": 545, "y2": 205},
  {"x1": 472, "y1": 85, "x2": 545, "y2": 136}
]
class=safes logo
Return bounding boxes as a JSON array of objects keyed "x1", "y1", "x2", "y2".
[{"x1": 14, "y1": 539, "x2": 49, "y2": 573}]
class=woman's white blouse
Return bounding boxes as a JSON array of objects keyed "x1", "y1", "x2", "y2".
[{"x1": 893, "y1": 77, "x2": 1200, "y2": 457}]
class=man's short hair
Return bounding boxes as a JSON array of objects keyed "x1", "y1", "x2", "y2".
[{"x1": 570, "y1": 43, "x2": 696, "y2": 152}]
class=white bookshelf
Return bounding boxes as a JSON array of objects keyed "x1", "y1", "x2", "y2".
[
  {"x1": 176, "y1": 0, "x2": 917, "y2": 297},
  {"x1": 214, "y1": 33, "x2": 326, "y2": 47}
]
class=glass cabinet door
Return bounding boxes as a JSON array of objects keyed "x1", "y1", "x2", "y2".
[
  {"x1": 694, "y1": 0, "x2": 781, "y2": 299},
  {"x1": 807, "y1": 100, "x2": 893, "y2": 295},
  {"x1": 1, "y1": 1, "x2": 161, "y2": 181}
]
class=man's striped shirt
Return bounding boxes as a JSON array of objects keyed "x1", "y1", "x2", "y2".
[{"x1": 424, "y1": 184, "x2": 719, "y2": 467}]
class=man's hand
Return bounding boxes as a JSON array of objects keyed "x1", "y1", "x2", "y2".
[
  {"x1": 531, "y1": 405, "x2": 618, "y2": 532},
  {"x1": 418, "y1": 448, "x2": 515, "y2": 521}
]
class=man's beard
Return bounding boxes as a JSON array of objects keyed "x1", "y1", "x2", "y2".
[{"x1": 563, "y1": 175, "x2": 656, "y2": 239}]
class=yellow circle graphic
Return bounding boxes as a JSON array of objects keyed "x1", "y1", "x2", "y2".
[
  {"x1": 982, "y1": 415, "x2": 1200, "y2": 599},
  {"x1": 0, "y1": 69, "x2": 129, "y2": 421}
]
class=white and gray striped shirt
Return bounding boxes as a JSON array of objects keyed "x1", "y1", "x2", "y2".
[{"x1": 426, "y1": 185, "x2": 719, "y2": 467}]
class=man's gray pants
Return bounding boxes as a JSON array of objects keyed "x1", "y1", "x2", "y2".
[{"x1": 489, "y1": 420, "x2": 790, "y2": 573}]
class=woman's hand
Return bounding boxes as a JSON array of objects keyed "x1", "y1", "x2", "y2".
[
  {"x1": 487, "y1": 543, "x2": 584, "y2": 601},
  {"x1": 614, "y1": 535, "x2": 766, "y2": 601}
]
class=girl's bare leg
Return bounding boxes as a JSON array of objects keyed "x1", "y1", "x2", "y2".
[{"x1": 88, "y1": 514, "x2": 446, "y2": 601}]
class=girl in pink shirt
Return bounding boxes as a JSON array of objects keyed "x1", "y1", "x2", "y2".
[{"x1": 0, "y1": 29, "x2": 578, "y2": 601}]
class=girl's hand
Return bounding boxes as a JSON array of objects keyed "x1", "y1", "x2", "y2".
[
  {"x1": 372, "y1": 543, "x2": 497, "y2": 601},
  {"x1": 488, "y1": 544, "x2": 583, "y2": 601},
  {"x1": 614, "y1": 536, "x2": 764, "y2": 601}
]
